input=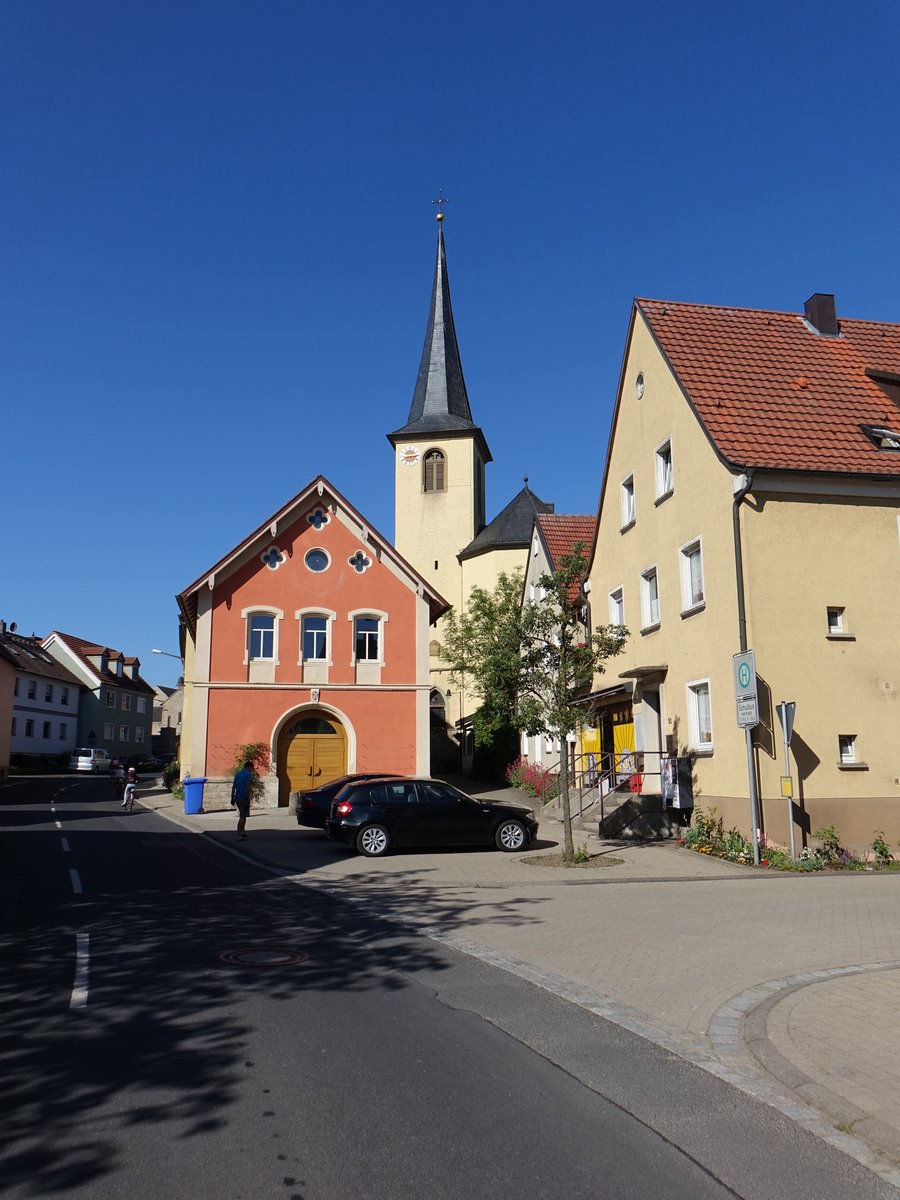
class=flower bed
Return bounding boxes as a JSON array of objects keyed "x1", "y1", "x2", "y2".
[{"x1": 678, "y1": 809, "x2": 898, "y2": 872}]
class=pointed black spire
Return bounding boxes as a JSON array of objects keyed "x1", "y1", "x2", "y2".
[{"x1": 388, "y1": 225, "x2": 490, "y2": 456}]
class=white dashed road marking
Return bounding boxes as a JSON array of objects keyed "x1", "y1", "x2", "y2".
[
  {"x1": 69, "y1": 869, "x2": 82, "y2": 895},
  {"x1": 70, "y1": 932, "x2": 89, "y2": 1009},
  {"x1": 61, "y1": 838, "x2": 70, "y2": 853}
]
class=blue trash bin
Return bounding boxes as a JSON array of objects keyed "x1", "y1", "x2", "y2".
[{"x1": 183, "y1": 776, "x2": 207, "y2": 815}]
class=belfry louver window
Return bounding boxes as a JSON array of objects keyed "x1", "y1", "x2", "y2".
[{"x1": 424, "y1": 450, "x2": 446, "y2": 492}]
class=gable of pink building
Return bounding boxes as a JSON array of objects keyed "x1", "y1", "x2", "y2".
[{"x1": 177, "y1": 476, "x2": 449, "y2": 808}]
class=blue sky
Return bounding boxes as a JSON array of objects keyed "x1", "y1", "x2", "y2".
[{"x1": 2, "y1": 0, "x2": 898, "y2": 688}]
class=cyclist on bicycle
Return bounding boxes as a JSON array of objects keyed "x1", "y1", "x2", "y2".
[{"x1": 122, "y1": 766, "x2": 139, "y2": 810}]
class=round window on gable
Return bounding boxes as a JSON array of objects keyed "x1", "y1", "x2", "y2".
[
  {"x1": 305, "y1": 548, "x2": 330, "y2": 573},
  {"x1": 635, "y1": 372, "x2": 645, "y2": 400}
]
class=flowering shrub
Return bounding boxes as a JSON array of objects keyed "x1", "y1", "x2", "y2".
[
  {"x1": 679, "y1": 807, "x2": 756, "y2": 864},
  {"x1": 505, "y1": 755, "x2": 560, "y2": 802}
]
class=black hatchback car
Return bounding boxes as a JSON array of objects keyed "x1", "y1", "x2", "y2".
[
  {"x1": 295, "y1": 773, "x2": 399, "y2": 830},
  {"x1": 325, "y1": 777, "x2": 538, "y2": 857}
]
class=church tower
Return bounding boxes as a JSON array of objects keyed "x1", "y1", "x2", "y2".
[{"x1": 387, "y1": 214, "x2": 492, "y2": 619}]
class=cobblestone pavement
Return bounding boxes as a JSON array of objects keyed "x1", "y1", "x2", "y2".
[{"x1": 137, "y1": 779, "x2": 900, "y2": 1189}]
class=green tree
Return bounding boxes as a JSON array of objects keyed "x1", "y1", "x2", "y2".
[
  {"x1": 440, "y1": 550, "x2": 627, "y2": 861},
  {"x1": 439, "y1": 570, "x2": 525, "y2": 749},
  {"x1": 518, "y1": 545, "x2": 627, "y2": 862}
]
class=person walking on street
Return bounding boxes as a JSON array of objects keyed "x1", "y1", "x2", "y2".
[{"x1": 231, "y1": 760, "x2": 254, "y2": 840}]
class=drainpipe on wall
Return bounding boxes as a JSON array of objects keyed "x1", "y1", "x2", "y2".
[
  {"x1": 732, "y1": 470, "x2": 754, "y2": 654},
  {"x1": 732, "y1": 469, "x2": 760, "y2": 863}
]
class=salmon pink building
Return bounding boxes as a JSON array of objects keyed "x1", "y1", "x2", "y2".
[{"x1": 177, "y1": 476, "x2": 449, "y2": 808}]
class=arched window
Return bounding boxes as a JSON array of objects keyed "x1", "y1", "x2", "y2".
[
  {"x1": 430, "y1": 688, "x2": 447, "y2": 729},
  {"x1": 424, "y1": 449, "x2": 446, "y2": 493}
]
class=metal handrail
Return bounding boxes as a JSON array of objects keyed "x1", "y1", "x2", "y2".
[{"x1": 535, "y1": 749, "x2": 670, "y2": 820}]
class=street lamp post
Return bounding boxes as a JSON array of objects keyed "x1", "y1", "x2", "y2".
[{"x1": 152, "y1": 649, "x2": 182, "y2": 661}]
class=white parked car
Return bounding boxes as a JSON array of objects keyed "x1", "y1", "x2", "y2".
[{"x1": 68, "y1": 748, "x2": 112, "y2": 774}]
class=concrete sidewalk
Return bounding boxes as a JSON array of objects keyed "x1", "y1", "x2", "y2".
[{"x1": 138, "y1": 777, "x2": 900, "y2": 1189}]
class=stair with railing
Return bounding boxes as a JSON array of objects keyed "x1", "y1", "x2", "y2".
[{"x1": 540, "y1": 750, "x2": 687, "y2": 840}]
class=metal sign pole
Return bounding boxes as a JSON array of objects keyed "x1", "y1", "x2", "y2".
[
  {"x1": 745, "y1": 728, "x2": 760, "y2": 865},
  {"x1": 775, "y1": 701, "x2": 797, "y2": 861},
  {"x1": 783, "y1": 729, "x2": 796, "y2": 862},
  {"x1": 734, "y1": 651, "x2": 761, "y2": 864}
]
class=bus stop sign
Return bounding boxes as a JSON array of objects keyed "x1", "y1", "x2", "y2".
[{"x1": 733, "y1": 650, "x2": 759, "y2": 729}]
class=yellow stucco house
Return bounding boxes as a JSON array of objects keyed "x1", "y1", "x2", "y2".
[{"x1": 586, "y1": 292, "x2": 900, "y2": 852}]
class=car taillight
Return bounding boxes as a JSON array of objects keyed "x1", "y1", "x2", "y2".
[
  {"x1": 336, "y1": 800, "x2": 352, "y2": 816},
  {"x1": 302, "y1": 797, "x2": 314, "y2": 809}
]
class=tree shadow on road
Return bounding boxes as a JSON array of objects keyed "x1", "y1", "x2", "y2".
[{"x1": 0, "y1": 796, "x2": 545, "y2": 1196}]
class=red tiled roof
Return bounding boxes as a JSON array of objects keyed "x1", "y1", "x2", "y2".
[
  {"x1": 536, "y1": 514, "x2": 596, "y2": 601},
  {"x1": 537, "y1": 514, "x2": 596, "y2": 566},
  {"x1": 638, "y1": 299, "x2": 900, "y2": 476},
  {"x1": 45, "y1": 632, "x2": 155, "y2": 694}
]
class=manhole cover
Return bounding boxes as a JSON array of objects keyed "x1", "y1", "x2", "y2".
[{"x1": 220, "y1": 947, "x2": 309, "y2": 966}]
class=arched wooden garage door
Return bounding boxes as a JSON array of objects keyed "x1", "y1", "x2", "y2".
[{"x1": 278, "y1": 713, "x2": 348, "y2": 806}]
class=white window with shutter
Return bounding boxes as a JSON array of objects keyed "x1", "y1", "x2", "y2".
[
  {"x1": 679, "y1": 538, "x2": 705, "y2": 612},
  {"x1": 655, "y1": 438, "x2": 674, "y2": 499},
  {"x1": 640, "y1": 566, "x2": 660, "y2": 629},
  {"x1": 620, "y1": 475, "x2": 635, "y2": 528},
  {"x1": 687, "y1": 679, "x2": 713, "y2": 751}
]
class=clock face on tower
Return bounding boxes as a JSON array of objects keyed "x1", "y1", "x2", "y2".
[{"x1": 400, "y1": 446, "x2": 421, "y2": 466}]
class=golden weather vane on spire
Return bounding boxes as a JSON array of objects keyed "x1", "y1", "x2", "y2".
[{"x1": 432, "y1": 187, "x2": 450, "y2": 223}]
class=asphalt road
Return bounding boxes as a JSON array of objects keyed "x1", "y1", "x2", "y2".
[{"x1": 0, "y1": 775, "x2": 894, "y2": 1200}]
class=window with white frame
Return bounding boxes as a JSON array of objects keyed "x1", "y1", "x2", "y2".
[
  {"x1": 838, "y1": 734, "x2": 857, "y2": 764},
  {"x1": 620, "y1": 475, "x2": 635, "y2": 528},
  {"x1": 104, "y1": 722, "x2": 115, "y2": 740},
  {"x1": 136, "y1": 697, "x2": 147, "y2": 714},
  {"x1": 135, "y1": 726, "x2": 145, "y2": 744},
  {"x1": 43, "y1": 721, "x2": 51, "y2": 738},
  {"x1": 827, "y1": 607, "x2": 845, "y2": 634},
  {"x1": 302, "y1": 615, "x2": 329, "y2": 661},
  {"x1": 45, "y1": 683, "x2": 53, "y2": 702},
  {"x1": 687, "y1": 679, "x2": 713, "y2": 750},
  {"x1": 354, "y1": 616, "x2": 381, "y2": 662},
  {"x1": 609, "y1": 587, "x2": 625, "y2": 626},
  {"x1": 14, "y1": 678, "x2": 19, "y2": 697},
  {"x1": 640, "y1": 566, "x2": 660, "y2": 628},
  {"x1": 655, "y1": 438, "x2": 674, "y2": 499},
  {"x1": 121, "y1": 694, "x2": 132, "y2": 711},
  {"x1": 120, "y1": 725, "x2": 130, "y2": 742},
  {"x1": 27, "y1": 680, "x2": 36, "y2": 699},
  {"x1": 679, "y1": 540, "x2": 705, "y2": 610},
  {"x1": 106, "y1": 690, "x2": 115, "y2": 708},
  {"x1": 25, "y1": 720, "x2": 34, "y2": 737},
  {"x1": 61, "y1": 686, "x2": 69, "y2": 705},
  {"x1": 60, "y1": 722, "x2": 67, "y2": 739},
  {"x1": 248, "y1": 613, "x2": 276, "y2": 660}
]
